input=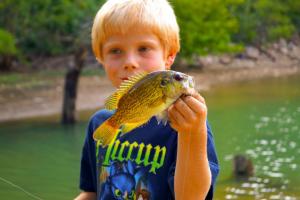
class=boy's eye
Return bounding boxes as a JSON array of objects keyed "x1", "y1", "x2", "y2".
[
  {"x1": 109, "y1": 48, "x2": 122, "y2": 54},
  {"x1": 138, "y1": 46, "x2": 150, "y2": 52}
]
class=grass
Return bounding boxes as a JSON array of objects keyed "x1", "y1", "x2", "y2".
[
  {"x1": 0, "y1": 73, "x2": 49, "y2": 89},
  {"x1": 0, "y1": 67, "x2": 105, "y2": 89}
]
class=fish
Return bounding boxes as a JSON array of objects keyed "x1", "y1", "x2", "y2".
[{"x1": 93, "y1": 70, "x2": 195, "y2": 146}]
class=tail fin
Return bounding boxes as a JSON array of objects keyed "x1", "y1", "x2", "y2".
[{"x1": 93, "y1": 119, "x2": 119, "y2": 147}]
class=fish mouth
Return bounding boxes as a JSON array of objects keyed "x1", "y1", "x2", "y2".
[
  {"x1": 182, "y1": 78, "x2": 195, "y2": 96},
  {"x1": 188, "y1": 76, "x2": 195, "y2": 88},
  {"x1": 182, "y1": 75, "x2": 195, "y2": 90},
  {"x1": 182, "y1": 88, "x2": 193, "y2": 96}
]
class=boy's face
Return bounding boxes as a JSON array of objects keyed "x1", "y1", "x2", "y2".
[{"x1": 101, "y1": 30, "x2": 174, "y2": 87}]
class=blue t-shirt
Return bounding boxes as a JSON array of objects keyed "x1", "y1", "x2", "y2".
[{"x1": 80, "y1": 109, "x2": 219, "y2": 200}]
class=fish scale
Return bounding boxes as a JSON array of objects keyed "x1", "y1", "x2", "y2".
[{"x1": 117, "y1": 78, "x2": 164, "y2": 120}]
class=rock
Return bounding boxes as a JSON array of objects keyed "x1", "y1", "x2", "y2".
[
  {"x1": 291, "y1": 46, "x2": 300, "y2": 59},
  {"x1": 233, "y1": 154, "x2": 254, "y2": 179},
  {"x1": 219, "y1": 55, "x2": 233, "y2": 65},
  {"x1": 191, "y1": 55, "x2": 205, "y2": 68},
  {"x1": 232, "y1": 59, "x2": 256, "y2": 68},
  {"x1": 279, "y1": 38, "x2": 288, "y2": 49},
  {"x1": 234, "y1": 53, "x2": 247, "y2": 59},
  {"x1": 280, "y1": 47, "x2": 289, "y2": 55},
  {"x1": 272, "y1": 42, "x2": 280, "y2": 51},
  {"x1": 245, "y1": 46, "x2": 260, "y2": 60},
  {"x1": 287, "y1": 42, "x2": 296, "y2": 50},
  {"x1": 265, "y1": 49, "x2": 277, "y2": 61},
  {"x1": 200, "y1": 55, "x2": 219, "y2": 66},
  {"x1": 276, "y1": 38, "x2": 290, "y2": 55}
]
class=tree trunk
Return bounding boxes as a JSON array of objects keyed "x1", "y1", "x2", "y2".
[
  {"x1": 61, "y1": 47, "x2": 87, "y2": 124},
  {"x1": 0, "y1": 55, "x2": 13, "y2": 71}
]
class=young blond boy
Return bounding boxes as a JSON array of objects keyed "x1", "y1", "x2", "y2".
[{"x1": 75, "y1": 0, "x2": 219, "y2": 199}]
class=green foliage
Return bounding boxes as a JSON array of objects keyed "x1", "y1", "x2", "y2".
[
  {"x1": 172, "y1": 0, "x2": 299, "y2": 56},
  {"x1": 0, "y1": 29, "x2": 17, "y2": 55},
  {"x1": 233, "y1": 0, "x2": 296, "y2": 44},
  {"x1": 285, "y1": 0, "x2": 300, "y2": 33},
  {"x1": 172, "y1": 0, "x2": 244, "y2": 56},
  {"x1": 0, "y1": 0, "x2": 104, "y2": 56},
  {"x1": 0, "y1": 0, "x2": 299, "y2": 61}
]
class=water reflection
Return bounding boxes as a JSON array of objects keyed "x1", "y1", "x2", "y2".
[{"x1": 224, "y1": 105, "x2": 300, "y2": 200}]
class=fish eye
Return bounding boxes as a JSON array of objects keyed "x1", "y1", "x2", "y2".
[
  {"x1": 174, "y1": 73, "x2": 184, "y2": 82},
  {"x1": 160, "y1": 79, "x2": 169, "y2": 87}
]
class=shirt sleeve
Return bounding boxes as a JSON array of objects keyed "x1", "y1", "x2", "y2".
[
  {"x1": 205, "y1": 121, "x2": 220, "y2": 199},
  {"x1": 168, "y1": 121, "x2": 220, "y2": 200},
  {"x1": 79, "y1": 118, "x2": 97, "y2": 192}
]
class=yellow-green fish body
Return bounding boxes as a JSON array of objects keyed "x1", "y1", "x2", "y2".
[{"x1": 93, "y1": 70, "x2": 194, "y2": 146}]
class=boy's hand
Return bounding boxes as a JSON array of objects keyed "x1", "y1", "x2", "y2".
[
  {"x1": 167, "y1": 88, "x2": 207, "y2": 135},
  {"x1": 170, "y1": 89, "x2": 211, "y2": 200}
]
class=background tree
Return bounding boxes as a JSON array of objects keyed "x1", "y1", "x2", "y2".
[
  {"x1": 0, "y1": 29, "x2": 17, "y2": 71},
  {"x1": 232, "y1": 0, "x2": 296, "y2": 45},
  {"x1": 0, "y1": 0, "x2": 102, "y2": 59},
  {"x1": 61, "y1": 21, "x2": 91, "y2": 124},
  {"x1": 172, "y1": 0, "x2": 244, "y2": 58},
  {"x1": 285, "y1": 0, "x2": 300, "y2": 42},
  {"x1": 0, "y1": 0, "x2": 299, "y2": 64}
]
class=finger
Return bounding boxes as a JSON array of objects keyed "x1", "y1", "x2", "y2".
[
  {"x1": 174, "y1": 98, "x2": 194, "y2": 118},
  {"x1": 183, "y1": 95, "x2": 206, "y2": 114},
  {"x1": 190, "y1": 91, "x2": 205, "y2": 103},
  {"x1": 168, "y1": 105, "x2": 185, "y2": 125},
  {"x1": 184, "y1": 88, "x2": 204, "y2": 101}
]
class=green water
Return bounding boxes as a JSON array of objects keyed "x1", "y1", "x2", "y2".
[
  {"x1": 207, "y1": 75, "x2": 300, "y2": 200},
  {"x1": 0, "y1": 75, "x2": 299, "y2": 200}
]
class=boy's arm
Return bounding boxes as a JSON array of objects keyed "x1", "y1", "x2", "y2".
[
  {"x1": 74, "y1": 192, "x2": 96, "y2": 200},
  {"x1": 168, "y1": 90, "x2": 213, "y2": 200}
]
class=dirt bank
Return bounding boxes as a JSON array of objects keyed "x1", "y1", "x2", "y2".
[{"x1": 0, "y1": 64, "x2": 299, "y2": 123}]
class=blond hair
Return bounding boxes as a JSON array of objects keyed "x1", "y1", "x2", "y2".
[{"x1": 91, "y1": 0, "x2": 180, "y2": 61}]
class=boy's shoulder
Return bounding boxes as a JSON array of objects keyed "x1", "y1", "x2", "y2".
[
  {"x1": 91, "y1": 109, "x2": 114, "y2": 121},
  {"x1": 88, "y1": 109, "x2": 114, "y2": 131}
]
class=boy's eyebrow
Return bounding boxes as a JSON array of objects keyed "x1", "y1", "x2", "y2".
[
  {"x1": 138, "y1": 39, "x2": 160, "y2": 46},
  {"x1": 103, "y1": 42, "x2": 119, "y2": 49},
  {"x1": 102, "y1": 39, "x2": 158, "y2": 50},
  {"x1": 103, "y1": 38, "x2": 160, "y2": 50}
]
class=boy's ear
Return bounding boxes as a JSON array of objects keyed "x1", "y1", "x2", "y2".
[
  {"x1": 96, "y1": 57, "x2": 102, "y2": 64},
  {"x1": 165, "y1": 53, "x2": 177, "y2": 70},
  {"x1": 96, "y1": 57, "x2": 106, "y2": 69}
]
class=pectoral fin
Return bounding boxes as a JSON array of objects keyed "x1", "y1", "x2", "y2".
[{"x1": 155, "y1": 110, "x2": 169, "y2": 126}]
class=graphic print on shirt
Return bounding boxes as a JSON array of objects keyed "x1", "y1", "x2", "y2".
[{"x1": 96, "y1": 135, "x2": 167, "y2": 200}]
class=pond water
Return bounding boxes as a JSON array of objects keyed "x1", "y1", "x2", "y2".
[
  {"x1": 207, "y1": 75, "x2": 300, "y2": 200},
  {"x1": 0, "y1": 75, "x2": 299, "y2": 200}
]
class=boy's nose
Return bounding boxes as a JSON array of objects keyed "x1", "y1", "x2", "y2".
[
  {"x1": 124, "y1": 65, "x2": 137, "y2": 71},
  {"x1": 123, "y1": 54, "x2": 139, "y2": 71}
]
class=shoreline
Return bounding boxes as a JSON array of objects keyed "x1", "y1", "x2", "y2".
[{"x1": 0, "y1": 64, "x2": 299, "y2": 123}]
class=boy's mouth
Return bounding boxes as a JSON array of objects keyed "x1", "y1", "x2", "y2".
[{"x1": 121, "y1": 77, "x2": 129, "y2": 81}]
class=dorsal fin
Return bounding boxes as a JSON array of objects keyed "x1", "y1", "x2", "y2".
[
  {"x1": 105, "y1": 72, "x2": 148, "y2": 110},
  {"x1": 105, "y1": 92, "x2": 121, "y2": 110}
]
